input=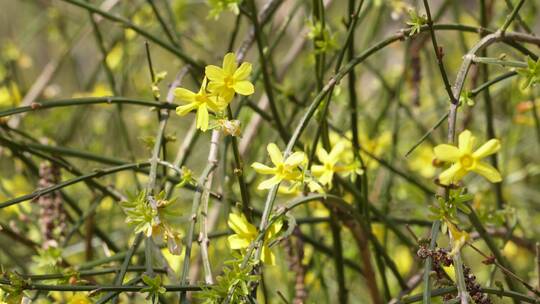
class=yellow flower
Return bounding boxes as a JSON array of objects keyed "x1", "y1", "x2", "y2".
[
  {"x1": 434, "y1": 130, "x2": 502, "y2": 185},
  {"x1": 408, "y1": 145, "x2": 436, "y2": 178},
  {"x1": 446, "y1": 220, "x2": 470, "y2": 256},
  {"x1": 251, "y1": 143, "x2": 306, "y2": 190},
  {"x1": 174, "y1": 77, "x2": 223, "y2": 131},
  {"x1": 312, "y1": 142, "x2": 361, "y2": 188},
  {"x1": 205, "y1": 52, "x2": 254, "y2": 102},
  {"x1": 227, "y1": 212, "x2": 283, "y2": 265},
  {"x1": 312, "y1": 143, "x2": 344, "y2": 187}
]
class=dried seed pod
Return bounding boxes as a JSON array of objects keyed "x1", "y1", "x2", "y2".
[{"x1": 37, "y1": 162, "x2": 66, "y2": 248}]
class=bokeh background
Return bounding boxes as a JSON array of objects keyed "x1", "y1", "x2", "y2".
[{"x1": 0, "y1": 0, "x2": 539, "y2": 303}]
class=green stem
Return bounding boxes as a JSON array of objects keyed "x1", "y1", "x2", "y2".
[
  {"x1": 0, "y1": 280, "x2": 203, "y2": 292},
  {"x1": 472, "y1": 56, "x2": 528, "y2": 68},
  {"x1": 179, "y1": 163, "x2": 217, "y2": 303},
  {"x1": 0, "y1": 96, "x2": 176, "y2": 118},
  {"x1": 501, "y1": 0, "x2": 526, "y2": 33}
]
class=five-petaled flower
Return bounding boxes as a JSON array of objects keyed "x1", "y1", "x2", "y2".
[
  {"x1": 434, "y1": 129, "x2": 502, "y2": 186},
  {"x1": 312, "y1": 142, "x2": 352, "y2": 187},
  {"x1": 251, "y1": 143, "x2": 306, "y2": 190},
  {"x1": 205, "y1": 52, "x2": 254, "y2": 102},
  {"x1": 227, "y1": 211, "x2": 282, "y2": 265},
  {"x1": 174, "y1": 77, "x2": 224, "y2": 131}
]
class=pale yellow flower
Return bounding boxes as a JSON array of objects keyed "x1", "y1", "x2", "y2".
[
  {"x1": 174, "y1": 77, "x2": 224, "y2": 131},
  {"x1": 312, "y1": 143, "x2": 345, "y2": 187},
  {"x1": 312, "y1": 142, "x2": 362, "y2": 188},
  {"x1": 408, "y1": 145, "x2": 436, "y2": 178},
  {"x1": 227, "y1": 212, "x2": 282, "y2": 265},
  {"x1": 434, "y1": 130, "x2": 502, "y2": 185},
  {"x1": 446, "y1": 220, "x2": 470, "y2": 256},
  {"x1": 251, "y1": 143, "x2": 306, "y2": 190},
  {"x1": 205, "y1": 52, "x2": 254, "y2": 102}
]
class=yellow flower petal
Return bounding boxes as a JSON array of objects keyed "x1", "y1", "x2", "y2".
[
  {"x1": 311, "y1": 165, "x2": 325, "y2": 176},
  {"x1": 319, "y1": 171, "x2": 334, "y2": 186},
  {"x1": 196, "y1": 104, "x2": 209, "y2": 131},
  {"x1": 228, "y1": 234, "x2": 251, "y2": 249},
  {"x1": 206, "y1": 95, "x2": 224, "y2": 112},
  {"x1": 267, "y1": 220, "x2": 283, "y2": 239},
  {"x1": 223, "y1": 52, "x2": 237, "y2": 75},
  {"x1": 205, "y1": 65, "x2": 225, "y2": 81},
  {"x1": 233, "y1": 80, "x2": 254, "y2": 95},
  {"x1": 251, "y1": 162, "x2": 275, "y2": 174},
  {"x1": 174, "y1": 87, "x2": 196, "y2": 102},
  {"x1": 198, "y1": 77, "x2": 208, "y2": 94},
  {"x1": 472, "y1": 161, "x2": 502, "y2": 183},
  {"x1": 458, "y1": 130, "x2": 476, "y2": 154},
  {"x1": 234, "y1": 62, "x2": 252, "y2": 80},
  {"x1": 258, "y1": 175, "x2": 283, "y2": 190},
  {"x1": 447, "y1": 221, "x2": 470, "y2": 256},
  {"x1": 261, "y1": 245, "x2": 276, "y2": 265},
  {"x1": 307, "y1": 180, "x2": 325, "y2": 193},
  {"x1": 228, "y1": 213, "x2": 257, "y2": 236},
  {"x1": 176, "y1": 103, "x2": 198, "y2": 116},
  {"x1": 316, "y1": 147, "x2": 329, "y2": 163},
  {"x1": 284, "y1": 151, "x2": 306, "y2": 167},
  {"x1": 207, "y1": 80, "x2": 224, "y2": 91},
  {"x1": 267, "y1": 143, "x2": 284, "y2": 165},
  {"x1": 472, "y1": 139, "x2": 501, "y2": 159},
  {"x1": 438, "y1": 163, "x2": 465, "y2": 185},
  {"x1": 328, "y1": 142, "x2": 345, "y2": 165},
  {"x1": 433, "y1": 144, "x2": 460, "y2": 162},
  {"x1": 221, "y1": 90, "x2": 235, "y2": 103}
]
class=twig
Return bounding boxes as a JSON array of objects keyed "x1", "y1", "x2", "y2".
[
  {"x1": 199, "y1": 130, "x2": 221, "y2": 285},
  {"x1": 468, "y1": 243, "x2": 540, "y2": 296},
  {"x1": 179, "y1": 163, "x2": 217, "y2": 302}
]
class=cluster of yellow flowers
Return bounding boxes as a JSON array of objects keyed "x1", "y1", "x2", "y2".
[
  {"x1": 251, "y1": 140, "x2": 363, "y2": 193},
  {"x1": 175, "y1": 52, "x2": 254, "y2": 131},
  {"x1": 433, "y1": 129, "x2": 502, "y2": 186}
]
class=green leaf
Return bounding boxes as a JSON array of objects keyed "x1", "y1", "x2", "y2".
[
  {"x1": 518, "y1": 56, "x2": 540, "y2": 89},
  {"x1": 406, "y1": 9, "x2": 427, "y2": 36}
]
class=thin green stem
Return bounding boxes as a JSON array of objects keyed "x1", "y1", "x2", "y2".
[
  {"x1": 501, "y1": 0, "x2": 526, "y2": 33},
  {"x1": 179, "y1": 163, "x2": 217, "y2": 302}
]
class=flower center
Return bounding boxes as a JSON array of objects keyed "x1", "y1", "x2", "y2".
[
  {"x1": 195, "y1": 94, "x2": 207, "y2": 104},
  {"x1": 324, "y1": 163, "x2": 334, "y2": 171},
  {"x1": 224, "y1": 76, "x2": 234, "y2": 88},
  {"x1": 459, "y1": 154, "x2": 475, "y2": 170}
]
